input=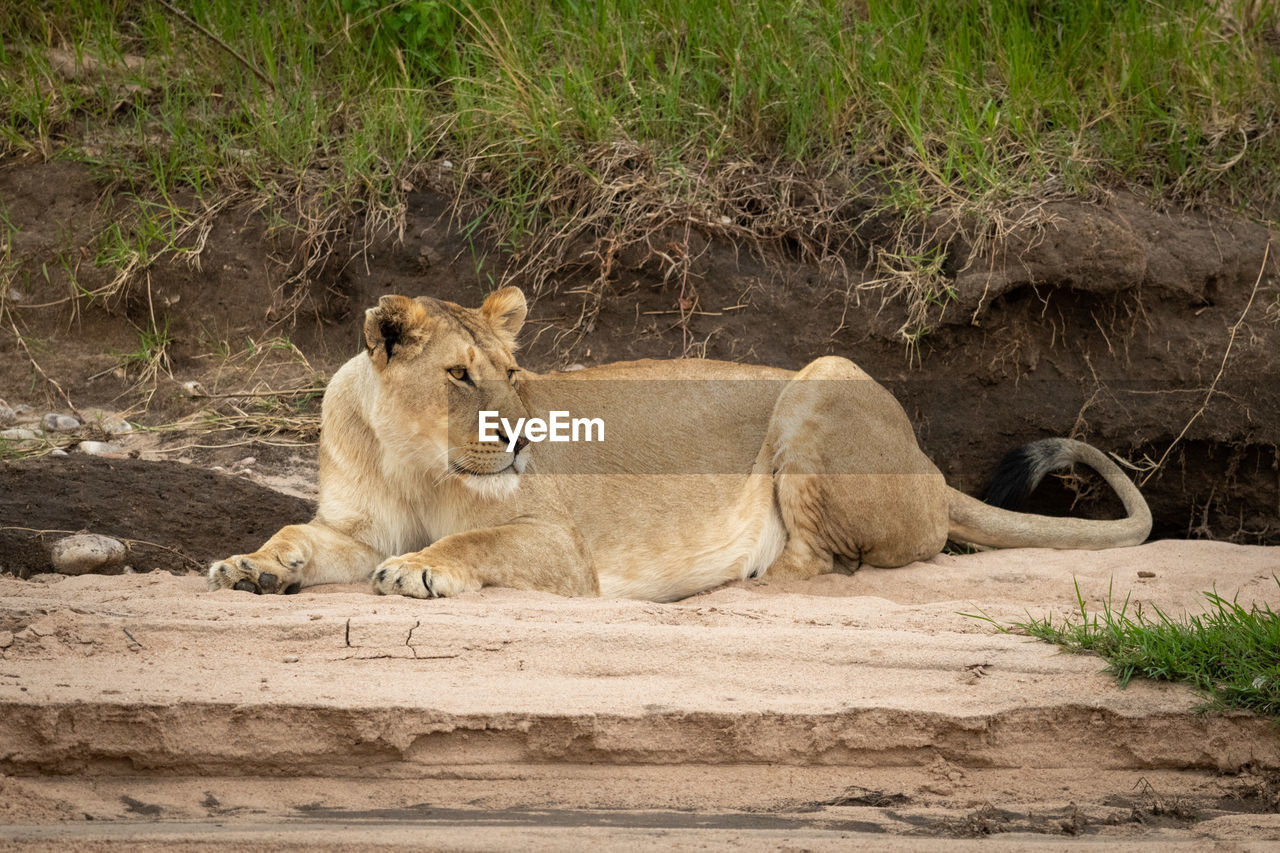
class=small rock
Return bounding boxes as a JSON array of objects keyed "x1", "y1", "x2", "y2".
[
  {"x1": 48, "y1": 448, "x2": 69, "y2": 458},
  {"x1": 42, "y1": 413, "x2": 81, "y2": 432},
  {"x1": 0, "y1": 401, "x2": 14, "y2": 426},
  {"x1": 1137, "y1": 570, "x2": 1156, "y2": 578},
  {"x1": 181, "y1": 380, "x2": 207, "y2": 397},
  {"x1": 563, "y1": 363, "x2": 587, "y2": 372},
  {"x1": 76, "y1": 441, "x2": 124, "y2": 457},
  {"x1": 0, "y1": 630, "x2": 13, "y2": 649},
  {"x1": 235, "y1": 456, "x2": 256, "y2": 469},
  {"x1": 283, "y1": 654, "x2": 299, "y2": 664},
  {"x1": 13, "y1": 404, "x2": 32, "y2": 415},
  {"x1": 101, "y1": 417, "x2": 133, "y2": 436},
  {"x1": 49, "y1": 534, "x2": 128, "y2": 575},
  {"x1": 1, "y1": 428, "x2": 41, "y2": 441},
  {"x1": 82, "y1": 409, "x2": 133, "y2": 435}
]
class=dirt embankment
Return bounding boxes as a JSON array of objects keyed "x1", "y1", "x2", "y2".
[{"x1": 1, "y1": 157, "x2": 1277, "y2": 551}]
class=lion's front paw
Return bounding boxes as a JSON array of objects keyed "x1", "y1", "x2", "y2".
[
  {"x1": 208, "y1": 550, "x2": 305, "y2": 595},
  {"x1": 371, "y1": 555, "x2": 478, "y2": 599}
]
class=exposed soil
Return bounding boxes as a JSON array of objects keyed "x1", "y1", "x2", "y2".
[{"x1": 0, "y1": 457, "x2": 313, "y2": 577}]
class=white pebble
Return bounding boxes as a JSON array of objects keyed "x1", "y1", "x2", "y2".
[
  {"x1": 283, "y1": 654, "x2": 300, "y2": 663},
  {"x1": 48, "y1": 448, "x2": 69, "y2": 458},
  {"x1": 101, "y1": 417, "x2": 133, "y2": 435},
  {"x1": 83, "y1": 409, "x2": 134, "y2": 435},
  {"x1": 49, "y1": 534, "x2": 127, "y2": 575},
  {"x1": 76, "y1": 440, "x2": 123, "y2": 457},
  {"x1": 1, "y1": 428, "x2": 41, "y2": 441},
  {"x1": 235, "y1": 456, "x2": 256, "y2": 469},
  {"x1": 42, "y1": 413, "x2": 81, "y2": 432}
]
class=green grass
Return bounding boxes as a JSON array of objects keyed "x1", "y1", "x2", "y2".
[
  {"x1": 2, "y1": 0, "x2": 1278, "y2": 305},
  {"x1": 977, "y1": 580, "x2": 1280, "y2": 718}
]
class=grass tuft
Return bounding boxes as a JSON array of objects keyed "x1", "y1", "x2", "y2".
[
  {"x1": 2, "y1": 0, "x2": 1279, "y2": 330},
  {"x1": 975, "y1": 579, "x2": 1280, "y2": 718}
]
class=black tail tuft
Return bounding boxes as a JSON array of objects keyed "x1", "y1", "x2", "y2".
[
  {"x1": 985, "y1": 439, "x2": 1074, "y2": 509},
  {"x1": 985, "y1": 445, "x2": 1038, "y2": 508}
]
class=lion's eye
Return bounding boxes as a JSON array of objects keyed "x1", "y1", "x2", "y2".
[
  {"x1": 507, "y1": 368, "x2": 517, "y2": 383},
  {"x1": 447, "y1": 367, "x2": 469, "y2": 382}
]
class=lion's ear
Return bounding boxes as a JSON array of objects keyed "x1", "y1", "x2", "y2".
[
  {"x1": 364, "y1": 295, "x2": 431, "y2": 369},
  {"x1": 479, "y1": 286, "x2": 527, "y2": 347}
]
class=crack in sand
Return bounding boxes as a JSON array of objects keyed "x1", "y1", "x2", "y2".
[{"x1": 405, "y1": 620, "x2": 420, "y2": 659}]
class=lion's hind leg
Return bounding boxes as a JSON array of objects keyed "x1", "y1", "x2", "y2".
[{"x1": 763, "y1": 356, "x2": 949, "y2": 577}]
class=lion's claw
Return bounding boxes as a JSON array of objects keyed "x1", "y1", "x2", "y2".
[{"x1": 371, "y1": 555, "x2": 476, "y2": 599}]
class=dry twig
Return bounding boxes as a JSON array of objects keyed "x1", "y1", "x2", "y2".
[
  {"x1": 1139, "y1": 242, "x2": 1270, "y2": 486},
  {"x1": 5, "y1": 313, "x2": 78, "y2": 416},
  {"x1": 155, "y1": 0, "x2": 274, "y2": 90}
]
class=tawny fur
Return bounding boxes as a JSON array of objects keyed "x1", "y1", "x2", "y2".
[{"x1": 209, "y1": 289, "x2": 1152, "y2": 602}]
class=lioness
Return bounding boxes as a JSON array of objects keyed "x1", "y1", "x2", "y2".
[{"x1": 209, "y1": 288, "x2": 1151, "y2": 601}]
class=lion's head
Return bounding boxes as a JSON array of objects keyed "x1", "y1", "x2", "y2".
[{"x1": 361, "y1": 287, "x2": 530, "y2": 497}]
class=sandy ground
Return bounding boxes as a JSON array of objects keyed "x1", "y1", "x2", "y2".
[{"x1": 1, "y1": 539, "x2": 1279, "y2": 849}]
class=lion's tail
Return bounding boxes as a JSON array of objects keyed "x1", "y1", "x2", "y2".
[{"x1": 946, "y1": 438, "x2": 1151, "y2": 550}]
